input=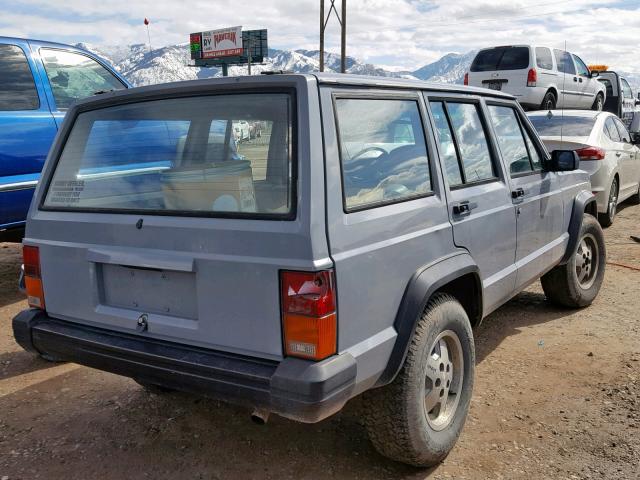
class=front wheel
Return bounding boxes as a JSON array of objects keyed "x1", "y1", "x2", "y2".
[
  {"x1": 362, "y1": 293, "x2": 474, "y2": 467},
  {"x1": 592, "y1": 93, "x2": 604, "y2": 111},
  {"x1": 541, "y1": 214, "x2": 606, "y2": 308}
]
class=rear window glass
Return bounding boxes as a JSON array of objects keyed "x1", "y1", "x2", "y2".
[
  {"x1": 43, "y1": 93, "x2": 294, "y2": 218},
  {"x1": 335, "y1": 98, "x2": 431, "y2": 211},
  {"x1": 470, "y1": 47, "x2": 529, "y2": 72},
  {"x1": 528, "y1": 114, "x2": 596, "y2": 137}
]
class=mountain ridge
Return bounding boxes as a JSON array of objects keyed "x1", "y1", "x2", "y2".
[{"x1": 78, "y1": 42, "x2": 640, "y2": 90}]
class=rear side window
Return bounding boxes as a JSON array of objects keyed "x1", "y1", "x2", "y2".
[
  {"x1": 429, "y1": 101, "x2": 494, "y2": 185},
  {"x1": 488, "y1": 105, "x2": 540, "y2": 175},
  {"x1": 0, "y1": 44, "x2": 39, "y2": 110},
  {"x1": 553, "y1": 50, "x2": 576, "y2": 75},
  {"x1": 613, "y1": 117, "x2": 630, "y2": 142},
  {"x1": 336, "y1": 98, "x2": 431, "y2": 211},
  {"x1": 40, "y1": 49, "x2": 126, "y2": 110},
  {"x1": 470, "y1": 46, "x2": 530, "y2": 72},
  {"x1": 43, "y1": 93, "x2": 294, "y2": 218},
  {"x1": 604, "y1": 117, "x2": 621, "y2": 142},
  {"x1": 535, "y1": 47, "x2": 553, "y2": 70}
]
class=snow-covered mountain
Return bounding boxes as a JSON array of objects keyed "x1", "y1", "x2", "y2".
[
  {"x1": 78, "y1": 42, "x2": 473, "y2": 87},
  {"x1": 78, "y1": 42, "x2": 639, "y2": 90}
]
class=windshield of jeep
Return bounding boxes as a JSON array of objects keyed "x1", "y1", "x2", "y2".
[{"x1": 42, "y1": 93, "x2": 294, "y2": 218}]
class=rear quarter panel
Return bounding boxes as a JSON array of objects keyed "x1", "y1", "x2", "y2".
[{"x1": 320, "y1": 86, "x2": 456, "y2": 389}]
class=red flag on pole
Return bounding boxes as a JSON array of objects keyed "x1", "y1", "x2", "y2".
[{"x1": 144, "y1": 18, "x2": 150, "y2": 25}]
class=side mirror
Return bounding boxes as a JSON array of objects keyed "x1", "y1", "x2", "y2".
[
  {"x1": 635, "y1": 99, "x2": 640, "y2": 106},
  {"x1": 548, "y1": 150, "x2": 580, "y2": 171},
  {"x1": 590, "y1": 70, "x2": 599, "y2": 78}
]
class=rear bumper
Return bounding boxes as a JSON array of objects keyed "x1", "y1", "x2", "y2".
[{"x1": 12, "y1": 309, "x2": 357, "y2": 423}]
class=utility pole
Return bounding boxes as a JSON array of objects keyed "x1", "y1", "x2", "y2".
[{"x1": 319, "y1": 0, "x2": 346, "y2": 73}]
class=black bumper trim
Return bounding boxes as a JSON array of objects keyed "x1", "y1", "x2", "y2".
[{"x1": 12, "y1": 309, "x2": 357, "y2": 423}]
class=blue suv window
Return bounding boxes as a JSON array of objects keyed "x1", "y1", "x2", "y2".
[
  {"x1": 40, "y1": 49, "x2": 126, "y2": 110},
  {"x1": 0, "y1": 44, "x2": 39, "y2": 110},
  {"x1": 335, "y1": 98, "x2": 431, "y2": 211}
]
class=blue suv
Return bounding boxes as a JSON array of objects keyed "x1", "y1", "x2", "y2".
[{"x1": 0, "y1": 37, "x2": 129, "y2": 239}]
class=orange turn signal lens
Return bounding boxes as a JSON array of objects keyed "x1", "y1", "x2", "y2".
[
  {"x1": 283, "y1": 313, "x2": 336, "y2": 361},
  {"x1": 281, "y1": 270, "x2": 337, "y2": 361}
]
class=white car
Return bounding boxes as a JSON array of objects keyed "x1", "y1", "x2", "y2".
[
  {"x1": 466, "y1": 45, "x2": 606, "y2": 111},
  {"x1": 528, "y1": 110, "x2": 640, "y2": 226},
  {"x1": 233, "y1": 120, "x2": 251, "y2": 143}
]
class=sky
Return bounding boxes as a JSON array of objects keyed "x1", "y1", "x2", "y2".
[{"x1": 0, "y1": 0, "x2": 639, "y2": 72}]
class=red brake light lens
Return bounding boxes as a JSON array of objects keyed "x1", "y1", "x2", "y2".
[
  {"x1": 576, "y1": 146, "x2": 606, "y2": 160},
  {"x1": 281, "y1": 270, "x2": 335, "y2": 317},
  {"x1": 527, "y1": 68, "x2": 537, "y2": 87},
  {"x1": 464, "y1": 72, "x2": 469, "y2": 86}
]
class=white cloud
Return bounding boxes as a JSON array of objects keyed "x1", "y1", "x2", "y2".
[{"x1": 1, "y1": 0, "x2": 638, "y2": 72}]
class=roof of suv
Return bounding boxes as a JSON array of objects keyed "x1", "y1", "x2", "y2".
[
  {"x1": 66, "y1": 72, "x2": 515, "y2": 111},
  {"x1": 0, "y1": 35, "x2": 87, "y2": 51}
]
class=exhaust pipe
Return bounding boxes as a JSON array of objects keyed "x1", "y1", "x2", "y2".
[{"x1": 251, "y1": 408, "x2": 270, "y2": 425}]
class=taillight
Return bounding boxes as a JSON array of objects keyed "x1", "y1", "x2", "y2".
[
  {"x1": 23, "y1": 245, "x2": 45, "y2": 309},
  {"x1": 576, "y1": 146, "x2": 606, "y2": 160},
  {"x1": 464, "y1": 72, "x2": 469, "y2": 86},
  {"x1": 281, "y1": 270, "x2": 336, "y2": 361},
  {"x1": 527, "y1": 68, "x2": 537, "y2": 87}
]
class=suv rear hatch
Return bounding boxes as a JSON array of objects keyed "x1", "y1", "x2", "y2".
[
  {"x1": 25, "y1": 78, "x2": 327, "y2": 361},
  {"x1": 468, "y1": 46, "x2": 531, "y2": 93}
]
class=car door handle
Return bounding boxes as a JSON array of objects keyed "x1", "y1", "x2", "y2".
[
  {"x1": 616, "y1": 152, "x2": 622, "y2": 157},
  {"x1": 573, "y1": 76, "x2": 578, "y2": 82},
  {"x1": 511, "y1": 188, "x2": 526, "y2": 199},
  {"x1": 452, "y1": 201, "x2": 478, "y2": 216}
]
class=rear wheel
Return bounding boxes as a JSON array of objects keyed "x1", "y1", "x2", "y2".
[
  {"x1": 362, "y1": 293, "x2": 474, "y2": 467},
  {"x1": 599, "y1": 177, "x2": 618, "y2": 227},
  {"x1": 592, "y1": 93, "x2": 604, "y2": 111},
  {"x1": 541, "y1": 214, "x2": 606, "y2": 308},
  {"x1": 541, "y1": 91, "x2": 556, "y2": 110}
]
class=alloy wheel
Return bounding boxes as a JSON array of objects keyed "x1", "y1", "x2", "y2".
[
  {"x1": 424, "y1": 330, "x2": 464, "y2": 431},
  {"x1": 574, "y1": 233, "x2": 599, "y2": 289}
]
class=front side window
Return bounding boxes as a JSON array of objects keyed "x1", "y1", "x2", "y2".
[
  {"x1": 604, "y1": 117, "x2": 621, "y2": 142},
  {"x1": 43, "y1": 93, "x2": 293, "y2": 217},
  {"x1": 553, "y1": 50, "x2": 576, "y2": 75},
  {"x1": 489, "y1": 105, "x2": 536, "y2": 174},
  {"x1": 40, "y1": 49, "x2": 126, "y2": 110},
  {"x1": 621, "y1": 79, "x2": 633, "y2": 99},
  {"x1": 535, "y1": 47, "x2": 553, "y2": 70},
  {"x1": 0, "y1": 44, "x2": 39, "y2": 110},
  {"x1": 336, "y1": 98, "x2": 431, "y2": 211},
  {"x1": 445, "y1": 103, "x2": 495, "y2": 183},
  {"x1": 573, "y1": 55, "x2": 590, "y2": 77}
]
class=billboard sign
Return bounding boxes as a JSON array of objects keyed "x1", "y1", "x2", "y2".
[
  {"x1": 201, "y1": 26, "x2": 243, "y2": 59},
  {"x1": 190, "y1": 29, "x2": 268, "y2": 68}
]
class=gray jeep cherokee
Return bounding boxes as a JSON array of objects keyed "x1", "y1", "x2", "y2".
[{"x1": 13, "y1": 73, "x2": 605, "y2": 467}]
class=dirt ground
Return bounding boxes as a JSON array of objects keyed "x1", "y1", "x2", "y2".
[{"x1": 1, "y1": 206, "x2": 639, "y2": 480}]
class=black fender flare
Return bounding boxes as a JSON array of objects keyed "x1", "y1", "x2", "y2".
[
  {"x1": 375, "y1": 252, "x2": 481, "y2": 387},
  {"x1": 560, "y1": 190, "x2": 597, "y2": 265}
]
